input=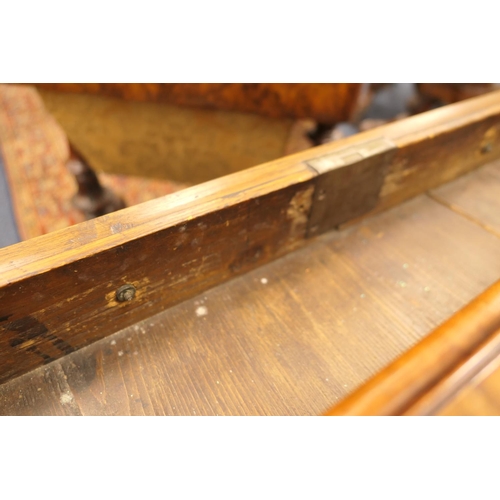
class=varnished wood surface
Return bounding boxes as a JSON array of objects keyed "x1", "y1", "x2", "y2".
[
  {"x1": 2, "y1": 92, "x2": 500, "y2": 386},
  {"x1": 438, "y1": 355, "x2": 500, "y2": 416},
  {"x1": 33, "y1": 84, "x2": 362, "y2": 123},
  {"x1": 325, "y1": 280, "x2": 500, "y2": 416},
  {"x1": 2, "y1": 194, "x2": 500, "y2": 415},
  {"x1": 405, "y1": 327, "x2": 500, "y2": 415}
]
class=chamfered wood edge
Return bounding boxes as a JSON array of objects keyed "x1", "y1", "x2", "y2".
[
  {"x1": 323, "y1": 279, "x2": 500, "y2": 416},
  {"x1": 4, "y1": 88, "x2": 500, "y2": 287},
  {"x1": 2, "y1": 90, "x2": 500, "y2": 385},
  {"x1": 403, "y1": 326, "x2": 500, "y2": 415}
]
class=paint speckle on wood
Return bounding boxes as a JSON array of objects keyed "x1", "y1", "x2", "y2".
[{"x1": 196, "y1": 306, "x2": 208, "y2": 317}]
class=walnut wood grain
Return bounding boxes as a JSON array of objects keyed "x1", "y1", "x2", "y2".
[
  {"x1": 2, "y1": 91, "x2": 500, "y2": 385},
  {"x1": 3, "y1": 194, "x2": 500, "y2": 415},
  {"x1": 324, "y1": 279, "x2": 500, "y2": 416},
  {"x1": 33, "y1": 84, "x2": 362, "y2": 123}
]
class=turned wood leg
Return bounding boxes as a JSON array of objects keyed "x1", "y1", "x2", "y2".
[{"x1": 67, "y1": 143, "x2": 126, "y2": 219}]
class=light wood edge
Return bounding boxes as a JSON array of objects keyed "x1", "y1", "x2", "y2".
[
  {"x1": 2, "y1": 91, "x2": 500, "y2": 384},
  {"x1": 3, "y1": 89, "x2": 500, "y2": 287},
  {"x1": 323, "y1": 280, "x2": 500, "y2": 416},
  {"x1": 403, "y1": 326, "x2": 500, "y2": 415}
]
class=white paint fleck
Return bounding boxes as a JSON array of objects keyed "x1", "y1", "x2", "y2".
[
  {"x1": 110, "y1": 340, "x2": 116, "y2": 346},
  {"x1": 398, "y1": 281, "x2": 407, "y2": 288},
  {"x1": 325, "y1": 378, "x2": 329, "y2": 382},
  {"x1": 118, "y1": 350, "x2": 124, "y2": 356},
  {"x1": 134, "y1": 325, "x2": 140, "y2": 332},
  {"x1": 260, "y1": 278, "x2": 268, "y2": 284},
  {"x1": 229, "y1": 370, "x2": 233, "y2": 373},
  {"x1": 360, "y1": 293, "x2": 366, "y2": 299},
  {"x1": 403, "y1": 263, "x2": 409, "y2": 269},
  {"x1": 424, "y1": 286, "x2": 431, "y2": 292},
  {"x1": 196, "y1": 305, "x2": 208, "y2": 317},
  {"x1": 60, "y1": 392, "x2": 73, "y2": 405},
  {"x1": 216, "y1": 381, "x2": 220, "y2": 384}
]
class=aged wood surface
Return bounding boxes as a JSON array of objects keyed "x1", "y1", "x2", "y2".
[
  {"x1": 325, "y1": 160, "x2": 500, "y2": 416},
  {"x1": 0, "y1": 163, "x2": 315, "y2": 384},
  {"x1": 2, "y1": 92, "x2": 500, "y2": 386},
  {"x1": 2, "y1": 194, "x2": 500, "y2": 415},
  {"x1": 324, "y1": 279, "x2": 500, "y2": 416},
  {"x1": 34, "y1": 84, "x2": 362, "y2": 123},
  {"x1": 306, "y1": 138, "x2": 395, "y2": 235},
  {"x1": 430, "y1": 158, "x2": 500, "y2": 238}
]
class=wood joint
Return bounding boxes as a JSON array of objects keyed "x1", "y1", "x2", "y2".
[{"x1": 306, "y1": 138, "x2": 396, "y2": 236}]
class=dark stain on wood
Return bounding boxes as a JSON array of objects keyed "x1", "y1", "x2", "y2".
[
  {"x1": 0, "y1": 179, "x2": 315, "y2": 384},
  {"x1": 306, "y1": 138, "x2": 396, "y2": 234}
]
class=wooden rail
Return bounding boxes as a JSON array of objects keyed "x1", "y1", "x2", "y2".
[
  {"x1": 2, "y1": 90, "x2": 500, "y2": 384},
  {"x1": 324, "y1": 279, "x2": 500, "y2": 415}
]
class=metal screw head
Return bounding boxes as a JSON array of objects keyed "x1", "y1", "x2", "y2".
[{"x1": 115, "y1": 284, "x2": 136, "y2": 302}]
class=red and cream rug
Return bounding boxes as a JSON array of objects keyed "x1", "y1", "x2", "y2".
[{"x1": 0, "y1": 84, "x2": 188, "y2": 240}]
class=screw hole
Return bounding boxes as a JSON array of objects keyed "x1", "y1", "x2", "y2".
[{"x1": 481, "y1": 143, "x2": 492, "y2": 154}]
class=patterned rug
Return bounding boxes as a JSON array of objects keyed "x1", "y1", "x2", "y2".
[{"x1": 0, "y1": 84, "x2": 188, "y2": 240}]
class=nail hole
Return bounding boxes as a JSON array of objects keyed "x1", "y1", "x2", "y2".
[{"x1": 481, "y1": 143, "x2": 492, "y2": 154}]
